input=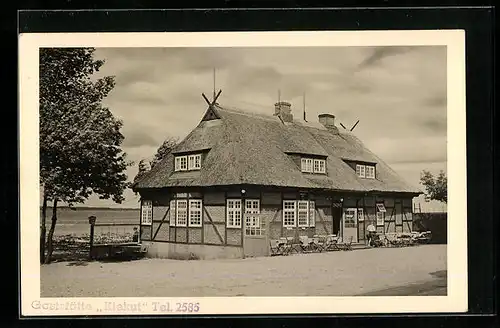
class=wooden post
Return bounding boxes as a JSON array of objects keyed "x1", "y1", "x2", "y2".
[{"x1": 88, "y1": 216, "x2": 96, "y2": 260}]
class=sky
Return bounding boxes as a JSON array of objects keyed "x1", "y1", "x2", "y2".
[{"x1": 76, "y1": 46, "x2": 447, "y2": 211}]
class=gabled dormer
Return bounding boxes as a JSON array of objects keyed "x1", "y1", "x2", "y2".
[
  {"x1": 343, "y1": 159, "x2": 377, "y2": 179},
  {"x1": 174, "y1": 152, "x2": 203, "y2": 172},
  {"x1": 300, "y1": 157, "x2": 327, "y2": 174}
]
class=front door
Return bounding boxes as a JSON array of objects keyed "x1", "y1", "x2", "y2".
[{"x1": 342, "y1": 208, "x2": 358, "y2": 243}]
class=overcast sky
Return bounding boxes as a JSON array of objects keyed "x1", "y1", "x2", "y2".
[{"x1": 80, "y1": 46, "x2": 447, "y2": 211}]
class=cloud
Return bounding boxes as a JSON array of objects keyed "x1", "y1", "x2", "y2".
[
  {"x1": 420, "y1": 117, "x2": 447, "y2": 135},
  {"x1": 122, "y1": 129, "x2": 160, "y2": 148},
  {"x1": 83, "y1": 46, "x2": 447, "y2": 208},
  {"x1": 423, "y1": 93, "x2": 447, "y2": 107},
  {"x1": 357, "y1": 46, "x2": 414, "y2": 69}
]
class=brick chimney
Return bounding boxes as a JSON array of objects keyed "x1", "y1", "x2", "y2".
[
  {"x1": 318, "y1": 114, "x2": 338, "y2": 133},
  {"x1": 274, "y1": 101, "x2": 293, "y2": 123}
]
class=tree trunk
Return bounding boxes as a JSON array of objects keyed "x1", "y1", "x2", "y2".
[
  {"x1": 40, "y1": 192, "x2": 48, "y2": 264},
  {"x1": 44, "y1": 198, "x2": 58, "y2": 264}
]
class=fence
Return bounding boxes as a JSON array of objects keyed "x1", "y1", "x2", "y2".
[
  {"x1": 413, "y1": 212, "x2": 447, "y2": 244},
  {"x1": 88, "y1": 216, "x2": 142, "y2": 260}
]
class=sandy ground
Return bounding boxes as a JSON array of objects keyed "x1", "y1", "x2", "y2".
[{"x1": 40, "y1": 244, "x2": 446, "y2": 297}]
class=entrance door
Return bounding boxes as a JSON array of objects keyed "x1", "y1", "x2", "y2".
[
  {"x1": 342, "y1": 208, "x2": 358, "y2": 243},
  {"x1": 243, "y1": 199, "x2": 268, "y2": 257}
]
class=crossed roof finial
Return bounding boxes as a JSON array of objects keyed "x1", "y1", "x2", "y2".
[{"x1": 202, "y1": 89, "x2": 222, "y2": 108}]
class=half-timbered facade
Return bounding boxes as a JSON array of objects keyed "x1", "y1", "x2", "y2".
[{"x1": 132, "y1": 97, "x2": 421, "y2": 259}]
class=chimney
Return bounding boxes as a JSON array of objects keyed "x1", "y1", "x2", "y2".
[
  {"x1": 274, "y1": 101, "x2": 293, "y2": 123},
  {"x1": 318, "y1": 114, "x2": 338, "y2": 132}
]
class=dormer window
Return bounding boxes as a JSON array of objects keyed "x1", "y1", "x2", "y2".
[
  {"x1": 356, "y1": 163, "x2": 376, "y2": 179},
  {"x1": 175, "y1": 153, "x2": 201, "y2": 172},
  {"x1": 301, "y1": 157, "x2": 326, "y2": 174}
]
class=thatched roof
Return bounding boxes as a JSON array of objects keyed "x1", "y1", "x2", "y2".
[{"x1": 133, "y1": 104, "x2": 421, "y2": 195}]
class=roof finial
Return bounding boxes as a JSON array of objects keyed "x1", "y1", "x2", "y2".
[
  {"x1": 213, "y1": 67, "x2": 216, "y2": 102},
  {"x1": 303, "y1": 92, "x2": 307, "y2": 122}
]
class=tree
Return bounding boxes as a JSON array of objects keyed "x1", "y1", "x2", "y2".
[
  {"x1": 149, "y1": 138, "x2": 179, "y2": 169},
  {"x1": 40, "y1": 48, "x2": 131, "y2": 264},
  {"x1": 420, "y1": 170, "x2": 447, "y2": 204},
  {"x1": 133, "y1": 159, "x2": 150, "y2": 185},
  {"x1": 132, "y1": 137, "x2": 178, "y2": 187}
]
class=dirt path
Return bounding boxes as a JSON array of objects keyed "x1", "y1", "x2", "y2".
[{"x1": 40, "y1": 245, "x2": 447, "y2": 297}]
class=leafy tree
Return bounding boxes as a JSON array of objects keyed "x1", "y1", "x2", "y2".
[
  {"x1": 149, "y1": 138, "x2": 179, "y2": 169},
  {"x1": 40, "y1": 48, "x2": 131, "y2": 264},
  {"x1": 133, "y1": 159, "x2": 150, "y2": 185},
  {"x1": 420, "y1": 170, "x2": 447, "y2": 204},
  {"x1": 132, "y1": 137, "x2": 178, "y2": 188}
]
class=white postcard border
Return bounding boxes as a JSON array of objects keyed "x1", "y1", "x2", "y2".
[{"x1": 19, "y1": 30, "x2": 467, "y2": 316}]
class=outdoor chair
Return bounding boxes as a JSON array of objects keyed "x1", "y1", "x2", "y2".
[
  {"x1": 279, "y1": 237, "x2": 292, "y2": 255},
  {"x1": 269, "y1": 239, "x2": 285, "y2": 256},
  {"x1": 287, "y1": 236, "x2": 303, "y2": 254},
  {"x1": 311, "y1": 235, "x2": 326, "y2": 252},
  {"x1": 385, "y1": 233, "x2": 403, "y2": 247},
  {"x1": 337, "y1": 236, "x2": 353, "y2": 251},
  {"x1": 299, "y1": 235, "x2": 315, "y2": 253},
  {"x1": 324, "y1": 234, "x2": 340, "y2": 251},
  {"x1": 398, "y1": 233, "x2": 414, "y2": 247}
]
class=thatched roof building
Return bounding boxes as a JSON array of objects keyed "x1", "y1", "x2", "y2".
[{"x1": 133, "y1": 102, "x2": 420, "y2": 195}]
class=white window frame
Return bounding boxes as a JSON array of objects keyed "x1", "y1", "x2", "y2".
[
  {"x1": 376, "y1": 203, "x2": 386, "y2": 226},
  {"x1": 169, "y1": 199, "x2": 176, "y2": 226},
  {"x1": 297, "y1": 200, "x2": 309, "y2": 227},
  {"x1": 313, "y1": 160, "x2": 320, "y2": 173},
  {"x1": 283, "y1": 200, "x2": 297, "y2": 227},
  {"x1": 244, "y1": 199, "x2": 262, "y2": 236},
  {"x1": 357, "y1": 208, "x2": 364, "y2": 221},
  {"x1": 179, "y1": 156, "x2": 187, "y2": 171},
  {"x1": 315, "y1": 159, "x2": 326, "y2": 173},
  {"x1": 366, "y1": 165, "x2": 375, "y2": 179},
  {"x1": 309, "y1": 201, "x2": 315, "y2": 227},
  {"x1": 176, "y1": 199, "x2": 188, "y2": 227},
  {"x1": 175, "y1": 157, "x2": 181, "y2": 172},
  {"x1": 226, "y1": 199, "x2": 242, "y2": 228},
  {"x1": 301, "y1": 158, "x2": 313, "y2": 173},
  {"x1": 188, "y1": 154, "x2": 201, "y2": 170},
  {"x1": 356, "y1": 164, "x2": 366, "y2": 178},
  {"x1": 376, "y1": 203, "x2": 387, "y2": 212},
  {"x1": 141, "y1": 200, "x2": 153, "y2": 226},
  {"x1": 188, "y1": 199, "x2": 203, "y2": 227}
]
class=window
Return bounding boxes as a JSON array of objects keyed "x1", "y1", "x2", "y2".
[
  {"x1": 302, "y1": 158, "x2": 326, "y2": 174},
  {"x1": 356, "y1": 164, "x2": 376, "y2": 179},
  {"x1": 344, "y1": 209, "x2": 356, "y2": 228},
  {"x1": 357, "y1": 208, "x2": 364, "y2": 221},
  {"x1": 366, "y1": 166, "x2": 375, "y2": 179},
  {"x1": 301, "y1": 158, "x2": 313, "y2": 173},
  {"x1": 180, "y1": 157, "x2": 187, "y2": 171},
  {"x1": 227, "y1": 199, "x2": 242, "y2": 228},
  {"x1": 176, "y1": 200, "x2": 188, "y2": 226},
  {"x1": 175, "y1": 153, "x2": 201, "y2": 172},
  {"x1": 189, "y1": 200, "x2": 202, "y2": 227},
  {"x1": 188, "y1": 154, "x2": 201, "y2": 170},
  {"x1": 282, "y1": 200, "x2": 315, "y2": 228},
  {"x1": 175, "y1": 157, "x2": 181, "y2": 171},
  {"x1": 245, "y1": 199, "x2": 262, "y2": 236},
  {"x1": 309, "y1": 201, "x2": 315, "y2": 227},
  {"x1": 316, "y1": 159, "x2": 326, "y2": 173},
  {"x1": 376, "y1": 203, "x2": 387, "y2": 212},
  {"x1": 297, "y1": 201, "x2": 309, "y2": 227},
  {"x1": 376, "y1": 203, "x2": 386, "y2": 226},
  {"x1": 141, "y1": 200, "x2": 153, "y2": 225},
  {"x1": 356, "y1": 164, "x2": 366, "y2": 178},
  {"x1": 283, "y1": 201, "x2": 296, "y2": 227},
  {"x1": 169, "y1": 200, "x2": 176, "y2": 226},
  {"x1": 169, "y1": 198, "x2": 203, "y2": 227}
]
